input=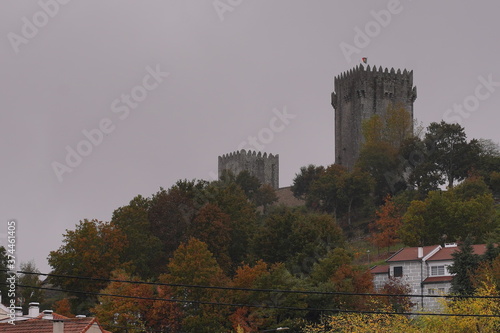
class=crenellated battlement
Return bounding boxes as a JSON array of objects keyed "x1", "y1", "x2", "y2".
[
  {"x1": 218, "y1": 149, "x2": 278, "y2": 162},
  {"x1": 218, "y1": 150, "x2": 279, "y2": 189},
  {"x1": 331, "y1": 65, "x2": 417, "y2": 169},
  {"x1": 334, "y1": 64, "x2": 413, "y2": 82}
]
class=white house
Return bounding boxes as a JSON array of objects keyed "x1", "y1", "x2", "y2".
[{"x1": 371, "y1": 243, "x2": 489, "y2": 311}]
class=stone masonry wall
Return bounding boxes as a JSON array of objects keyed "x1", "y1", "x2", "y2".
[
  {"x1": 331, "y1": 65, "x2": 417, "y2": 169},
  {"x1": 218, "y1": 150, "x2": 279, "y2": 189}
]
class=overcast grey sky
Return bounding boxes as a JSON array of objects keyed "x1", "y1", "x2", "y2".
[{"x1": 2, "y1": 1, "x2": 500, "y2": 273}]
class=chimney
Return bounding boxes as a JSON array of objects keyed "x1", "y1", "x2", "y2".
[
  {"x1": 417, "y1": 247, "x2": 423, "y2": 258},
  {"x1": 28, "y1": 302, "x2": 40, "y2": 318},
  {"x1": 53, "y1": 320, "x2": 64, "y2": 333},
  {"x1": 43, "y1": 309, "x2": 54, "y2": 320},
  {"x1": 14, "y1": 307, "x2": 23, "y2": 317}
]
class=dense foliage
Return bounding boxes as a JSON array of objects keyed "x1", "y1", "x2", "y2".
[{"x1": 46, "y1": 113, "x2": 500, "y2": 332}]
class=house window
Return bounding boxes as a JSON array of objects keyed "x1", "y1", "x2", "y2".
[
  {"x1": 428, "y1": 288, "x2": 435, "y2": 295},
  {"x1": 438, "y1": 288, "x2": 446, "y2": 294},
  {"x1": 431, "y1": 265, "x2": 445, "y2": 276},
  {"x1": 393, "y1": 266, "x2": 403, "y2": 277}
]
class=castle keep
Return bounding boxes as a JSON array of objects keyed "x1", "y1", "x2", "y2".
[
  {"x1": 218, "y1": 150, "x2": 279, "y2": 189},
  {"x1": 331, "y1": 65, "x2": 417, "y2": 169}
]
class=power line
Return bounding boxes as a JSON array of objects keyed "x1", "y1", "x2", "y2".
[
  {"x1": 8, "y1": 269, "x2": 500, "y2": 300},
  {"x1": 3, "y1": 282, "x2": 500, "y2": 318}
]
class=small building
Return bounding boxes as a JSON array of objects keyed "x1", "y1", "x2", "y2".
[
  {"x1": 370, "y1": 243, "x2": 489, "y2": 311},
  {"x1": 0, "y1": 303, "x2": 111, "y2": 333}
]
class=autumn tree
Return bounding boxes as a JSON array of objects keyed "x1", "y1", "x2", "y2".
[
  {"x1": 309, "y1": 248, "x2": 373, "y2": 311},
  {"x1": 380, "y1": 277, "x2": 415, "y2": 313},
  {"x1": 417, "y1": 275, "x2": 500, "y2": 332},
  {"x1": 93, "y1": 269, "x2": 182, "y2": 332},
  {"x1": 188, "y1": 203, "x2": 232, "y2": 272},
  {"x1": 163, "y1": 238, "x2": 229, "y2": 333},
  {"x1": 370, "y1": 195, "x2": 403, "y2": 252},
  {"x1": 48, "y1": 219, "x2": 127, "y2": 313},
  {"x1": 229, "y1": 260, "x2": 271, "y2": 332},
  {"x1": 53, "y1": 298, "x2": 74, "y2": 318},
  {"x1": 302, "y1": 303, "x2": 419, "y2": 333}
]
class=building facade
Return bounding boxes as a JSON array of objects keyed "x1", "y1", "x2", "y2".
[
  {"x1": 371, "y1": 243, "x2": 489, "y2": 311},
  {"x1": 331, "y1": 65, "x2": 417, "y2": 169},
  {"x1": 218, "y1": 149, "x2": 279, "y2": 189}
]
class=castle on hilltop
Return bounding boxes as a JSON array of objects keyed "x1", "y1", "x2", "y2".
[
  {"x1": 218, "y1": 150, "x2": 279, "y2": 189},
  {"x1": 331, "y1": 65, "x2": 417, "y2": 169},
  {"x1": 217, "y1": 65, "x2": 417, "y2": 190}
]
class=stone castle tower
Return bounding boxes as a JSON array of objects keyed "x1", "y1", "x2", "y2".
[
  {"x1": 218, "y1": 150, "x2": 279, "y2": 189},
  {"x1": 331, "y1": 65, "x2": 417, "y2": 169}
]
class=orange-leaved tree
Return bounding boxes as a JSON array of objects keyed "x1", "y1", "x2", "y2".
[
  {"x1": 48, "y1": 219, "x2": 127, "y2": 313},
  {"x1": 370, "y1": 195, "x2": 403, "y2": 253},
  {"x1": 93, "y1": 269, "x2": 182, "y2": 333},
  {"x1": 163, "y1": 237, "x2": 230, "y2": 333}
]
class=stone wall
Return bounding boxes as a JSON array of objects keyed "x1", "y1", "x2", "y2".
[
  {"x1": 331, "y1": 65, "x2": 417, "y2": 169},
  {"x1": 218, "y1": 149, "x2": 279, "y2": 189}
]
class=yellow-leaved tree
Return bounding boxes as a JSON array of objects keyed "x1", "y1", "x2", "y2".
[
  {"x1": 302, "y1": 302, "x2": 418, "y2": 333},
  {"x1": 417, "y1": 274, "x2": 500, "y2": 332}
]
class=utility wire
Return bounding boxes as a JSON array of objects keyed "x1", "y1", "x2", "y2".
[
  {"x1": 8, "y1": 269, "x2": 500, "y2": 300},
  {"x1": 3, "y1": 282, "x2": 500, "y2": 318}
]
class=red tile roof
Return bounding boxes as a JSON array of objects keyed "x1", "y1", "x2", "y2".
[
  {"x1": 387, "y1": 245, "x2": 439, "y2": 262},
  {"x1": 423, "y1": 276, "x2": 453, "y2": 284},
  {"x1": 0, "y1": 315, "x2": 111, "y2": 333},
  {"x1": 370, "y1": 265, "x2": 389, "y2": 274},
  {"x1": 427, "y1": 244, "x2": 489, "y2": 261}
]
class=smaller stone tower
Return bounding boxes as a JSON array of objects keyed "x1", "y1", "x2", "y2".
[{"x1": 218, "y1": 150, "x2": 279, "y2": 189}]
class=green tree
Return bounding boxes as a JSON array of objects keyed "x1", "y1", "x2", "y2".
[
  {"x1": 309, "y1": 248, "x2": 353, "y2": 284},
  {"x1": 205, "y1": 181, "x2": 257, "y2": 269},
  {"x1": 449, "y1": 236, "x2": 481, "y2": 295},
  {"x1": 17, "y1": 261, "x2": 44, "y2": 313},
  {"x1": 235, "y1": 170, "x2": 261, "y2": 200},
  {"x1": 400, "y1": 136, "x2": 442, "y2": 195},
  {"x1": 253, "y1": 208, "x2": 344, "y2": 274},
  {"x1": 400, "y1": 187, "x2": 497, "y2": 246},
  {"x1": 424, "y1": 121, "x2": 478, "y2": 188},
  {"x1": 148, "y1": 187, "x2": 195, "y2": 259},
  {"x1": 356, "y1": 104, "x2": 414, "y2": 199},
  {"x1": 291, "y1": 165, "x2": 325, "y2": 199},
  {"x1": 337, "y1": 168, "x2": 374, "y2": 226},
  {"x1": 254, "y1": 184, "x2": 278, "y2": 214},
  {"x1": 0, "y1": 247, "x2": 10, "y2": 306},
  {"x1": 307, "y1": 164, "x2": 347, "y2": 215},
  {"x1": 111, "y1": 195, "x2": 165, "y2": 279}
]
